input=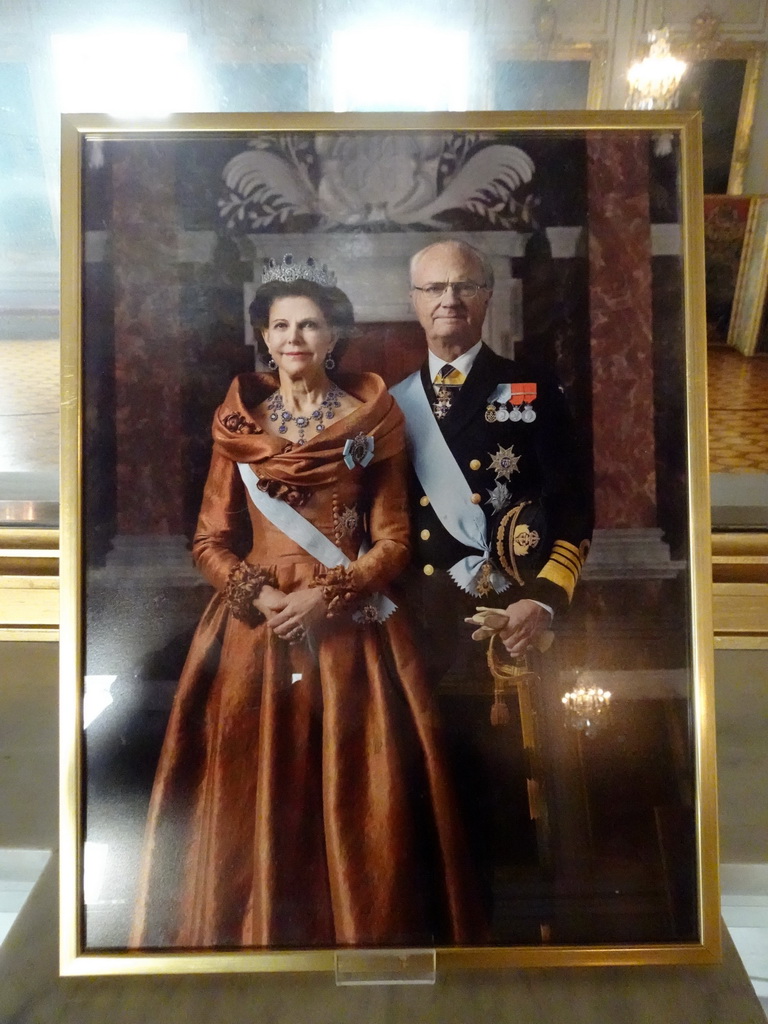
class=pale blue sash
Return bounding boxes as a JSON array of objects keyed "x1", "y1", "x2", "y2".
[
  {"x1": 237, "y1": 463, "x2": 395, "y2": 620},
  {"x1": 390, "y1": 373, "x2": 509, "y2": 596}
]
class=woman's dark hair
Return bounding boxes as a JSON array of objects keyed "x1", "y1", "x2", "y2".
[{"x1": 249, "y1": 278, "x2": 356, "y2": 366}]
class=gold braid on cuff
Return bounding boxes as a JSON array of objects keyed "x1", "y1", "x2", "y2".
[
  {"x1": 309, "y1": 565, "x2": 359, "y2": 617},
  {"x1": 225, "y1": 561, "x2": 278, "y2": 626}
]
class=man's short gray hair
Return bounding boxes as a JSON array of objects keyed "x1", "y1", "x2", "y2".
[{"x1": 409, "y1": 239, "x2": 495, "y2": 291}]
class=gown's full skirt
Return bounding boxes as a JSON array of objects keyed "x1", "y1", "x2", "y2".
[{"x1": 131, "y1": 556, "x2": 482, "y2": 950}]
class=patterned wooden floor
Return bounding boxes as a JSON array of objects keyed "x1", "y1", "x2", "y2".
[{"x1": 708, "y1": 347, "x2": 768, "y2": 473}]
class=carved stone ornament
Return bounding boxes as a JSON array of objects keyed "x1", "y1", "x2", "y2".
[
  {"x1": 690, "y1": 7, "x2": 721, "y2": 48},
  {"x1": 533, "y1": 0, "x2": 558, "y2": 50},
  {"x1": 219, "y1": 133, "x2": 536, "y2": 232}
]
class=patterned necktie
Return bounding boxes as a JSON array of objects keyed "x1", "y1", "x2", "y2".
[{"x1": 432, "y1": 363, "x2": 466, "y2": 419}]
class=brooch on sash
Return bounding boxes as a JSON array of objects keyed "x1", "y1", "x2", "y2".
[
  {"x1": 343, "y1": 432, "x2": 374, "y2": 469},
  {"x1": 353, "y1": 602, "x2": 381, "y2": 624},
  {"x1": 475, "y1": 561, "x2": 495, "y2": 597},
  {"x1": 484, "y1": 383, "x2": 538, "y2": 423}
]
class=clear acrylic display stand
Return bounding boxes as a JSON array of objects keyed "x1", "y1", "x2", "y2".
[{"x1": 334, "y1": 948, "x2": 437, "y2": 986}]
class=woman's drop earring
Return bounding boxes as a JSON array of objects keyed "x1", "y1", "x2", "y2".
[
  {"x1": 325, "y1": 354, "x2": 335, "y2": 370},
  {"x1": 267, "y1": 357, "x2": 277, "y2": 371}
]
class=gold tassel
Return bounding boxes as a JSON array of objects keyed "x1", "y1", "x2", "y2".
[
  {"x1": 487, "y1": 633, "x2": 530, "y2": 727},
  {"x1": 490, "y1": 697, "x2": 511, "y2": 726}
]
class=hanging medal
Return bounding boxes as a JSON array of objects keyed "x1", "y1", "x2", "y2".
[
  {"x1": 522, "y1": 383, "x2": 537, "y2": 422},
  {"x1": 511, "y1": 383, "x2": 537, "y2": 423},
  {"x1": 485, "y1": 384, "x2": 512, "y2": 424}
]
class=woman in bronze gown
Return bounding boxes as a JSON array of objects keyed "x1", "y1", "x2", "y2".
[{"x1": 131, "y1": 259, "x2": 482, "y2": 950}]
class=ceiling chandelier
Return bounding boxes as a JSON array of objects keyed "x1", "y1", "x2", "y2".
[{"x1": 626, "y1": 26, "x2": 688, "y2": 110}]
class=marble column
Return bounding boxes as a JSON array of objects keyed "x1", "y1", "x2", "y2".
[
  {"x1": 111, "y1": 142, "x2": 185, "y2": 543},
  {"x1": 587, "y1": 134, "x2": 656, "y2": 532}
]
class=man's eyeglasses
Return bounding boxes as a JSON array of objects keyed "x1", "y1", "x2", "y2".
[{"x1": 411, "y1": 282, "x2": 488, "y2": 299}]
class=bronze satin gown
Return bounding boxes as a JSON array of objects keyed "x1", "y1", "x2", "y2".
[{"x1": 130, "y1": 372, "x2": 484, "y2": 950}]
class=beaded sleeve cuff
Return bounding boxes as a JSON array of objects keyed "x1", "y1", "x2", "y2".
[
  {"x1": 225, "y1": 561, "x2": 278, "y2": 626},
  {"x1": 309, "y1": 565, "x2": 359, "y2": 617}
]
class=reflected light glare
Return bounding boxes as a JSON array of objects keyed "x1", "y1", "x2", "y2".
[
  {"x1": 83, "y1": 674, "x2": 116, "y2": 728},
  {"x1": 83, "y1": 842, "x2": 109, "y2": 905},
  {"x1": 51, "y1": 31, "x2": 205, "y2": 117},
  {"x1": 332, "y1": 25, "x2": 469, "y2": 112},
  {"x1": 0, "y1": 849, "x2": 51, "y2": 947},
  {"x1": 0, "y1": 502, "x2": 37, "y2": 522}
]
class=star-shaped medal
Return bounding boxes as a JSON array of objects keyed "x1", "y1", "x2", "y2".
[
  {"x1": 488, "y1": 444, "x2": 521, "y2": 480},
  {"x1": 487, "y1": 481, "x2": 512, "y2": 512},
  {"x1": 335, "y1": 504, "x2": 359, "y2": 538}
]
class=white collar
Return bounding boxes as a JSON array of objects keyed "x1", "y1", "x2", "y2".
[{"x1": 427, "y1": 340, "x2": 483, "y2": 381}]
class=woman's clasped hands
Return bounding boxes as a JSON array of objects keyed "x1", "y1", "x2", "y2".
[{"x1": 255, "y1": 584, "x2": 326, "y2": 644}]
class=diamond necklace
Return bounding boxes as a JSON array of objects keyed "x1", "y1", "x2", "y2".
[{"x1": 267, "y1": 383, "x2": 343, "y2": 446}]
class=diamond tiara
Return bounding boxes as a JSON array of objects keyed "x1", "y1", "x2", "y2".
[{"x1": 261, "y1": 254, "x2": 337, "y2": 287}]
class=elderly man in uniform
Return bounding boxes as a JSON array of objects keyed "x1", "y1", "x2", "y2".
[{"x1": 391, "y1": 238, "x2": 593, "y2": 925}]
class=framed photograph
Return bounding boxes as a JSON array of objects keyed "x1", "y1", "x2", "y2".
[
  {"x1": 726, "y1": 195, "x2": 768, "y2": 357},
  {"x1": 60, "y1": 110, "x2": 718, "y2": 976},
  {"x1": 492, "y1": 44, "x2": 608, "y2": 111},
  {"x1": 675, "y1": 40, "x2": 765, "y2": 195},
  {"x1": 703, "y1": 194, "x2": 753, "y2": 346}
]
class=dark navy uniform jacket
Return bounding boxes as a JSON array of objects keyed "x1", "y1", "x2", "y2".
[{"x1": 395, "y1": 343, "x2": 594, "y2": 617}]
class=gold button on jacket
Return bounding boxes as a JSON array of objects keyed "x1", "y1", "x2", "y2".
[
  {"x1": 471, "y1": 493, "x2": 482, "y2": 504},
  {"x1": 420, "y1": 529, "x2": 430, "y2": 540},
  {"x1": 423, "y1": 564, "x2": 435, "y2": 576},
  {"x1": 469, "y1": 459, "x2": 481, "y2": 470}
]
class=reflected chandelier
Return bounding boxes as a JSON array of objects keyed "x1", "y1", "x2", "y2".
[
  {"x1": 626, "y1": 26, "x2": 687, "y2": 110},
  {"x1": 561, "y1": 683, "x2": 612, "y2": 737}
]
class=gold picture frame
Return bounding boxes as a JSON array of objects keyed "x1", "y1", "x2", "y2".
[
  {"x1": 60, "y1": 110, "x2": 719, "y2": 975},
  {"x1": 703, "y1": 194, "x2": 753, "y2": 346},
  {"x1": 674, "y1": 37, "x2": 765, "y2": 195},
  {"x1": 726, "y1": 195, "x2": 768, "y2": 356},
  {"x1": 491, "y1": 43, "x2": 608, "y2": 110}
]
